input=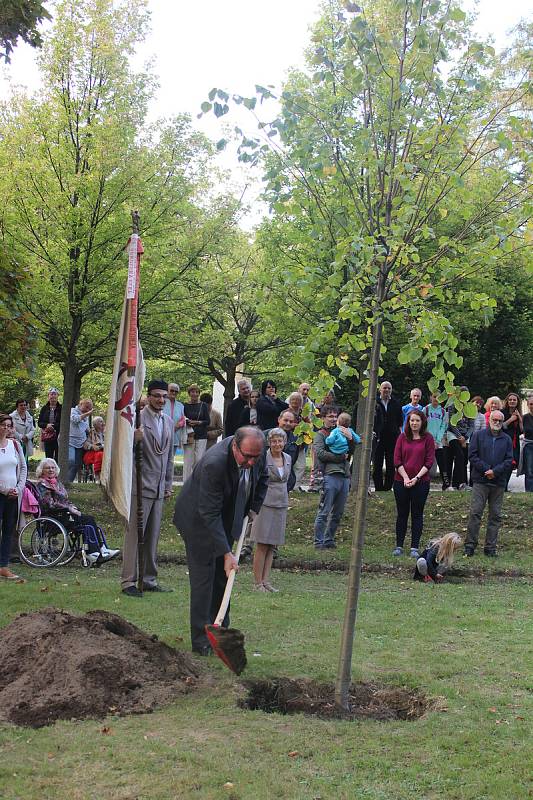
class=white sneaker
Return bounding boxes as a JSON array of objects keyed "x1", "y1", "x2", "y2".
[
  {"x1": 416, "y1": 557, "x2": 428, "y2": 576},
  {"x1": 86, "y1": 552, "x2": 101, "y2": 566},
  {"x1": 100, "y1": 547, "x2": 120, "y2": 560}
]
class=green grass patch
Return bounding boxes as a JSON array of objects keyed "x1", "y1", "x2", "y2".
[
  {"x1": 2, "y1": 485, "x2": 530, "y2": 798},
  {"x1": 66, "y1": 483, "x2": 533, "y2": 575}
]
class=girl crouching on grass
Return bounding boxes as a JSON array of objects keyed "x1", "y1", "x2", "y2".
[{"x1": 414, "y1": 533, "x2": 463, "y2": 583}]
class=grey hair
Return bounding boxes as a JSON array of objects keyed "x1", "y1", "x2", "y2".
[
  {"x1": 237, "y1": 379, "x2": 252, "y2": 389},
  {"x1": 92, "y1": 416, "x2": 104, "y2": 427},
  {"x1": 288, "y1": 392, "x2": 303, "y2": 407},
  {"x1": 268, "y1": 427, "x2": 287, "y2": 444},
  {"x1": 36, "y1": 458, "x2": 60, "y2": 477},
  {"x1": 234, "y1": 426, "x2": 265, "y2": 446}
]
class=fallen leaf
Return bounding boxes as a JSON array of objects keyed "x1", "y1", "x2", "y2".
[
  {"x1": 488, "y1": 707, "x2": 497, "y2": 713},
  {"x1": 223, "y1": 782, "x2": 234, "y2": 789},
  {"x1": 100, "y1": 726, "x2": 112, "y2": 734},
  {"x1": 40, "y1": 586, "x2": 50, "y2": 593},
  {"x1": 288, "y1": 751, "x2": 300, "y2": 758}
]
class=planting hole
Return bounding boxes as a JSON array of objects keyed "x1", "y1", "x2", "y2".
[{"x1": 239, "y1": 678, "x2": 435, "y2": 721}]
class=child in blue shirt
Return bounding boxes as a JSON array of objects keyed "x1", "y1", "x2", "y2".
[{"x1": 325, "y1": 412, "x2": 361, "y2": 453}]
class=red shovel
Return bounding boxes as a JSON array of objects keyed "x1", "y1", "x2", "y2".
[{"x1": 205, "y1": 516, "x2": 249, "y2": 675}]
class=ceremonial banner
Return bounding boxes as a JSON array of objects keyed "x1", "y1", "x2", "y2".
[{"x1": 101, "y1": 235, "x2": 145, "y2": 522}]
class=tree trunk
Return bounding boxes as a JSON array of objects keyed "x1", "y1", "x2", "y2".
[
  {"x1": 73, "y1": 373, "x2": 82, "y2": 405},
  {"x1": 222, "y1": 362, "x2": 237, "y2": 421},
  {"x1": 58, "y1": 355, "x2": 77, "y2": 483},
  {"x1": 334, "y1": 317, "x2": 383, "y2": 710}
]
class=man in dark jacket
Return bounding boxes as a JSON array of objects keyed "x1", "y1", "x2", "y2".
[
  {"x1": 224, "y1": 379, "x2": 252, "y2": 437},
  {"x1": 173, "y1": 426, "x2": 268, "y2": 654},
  {"x1": 464, "y1": 411, "x2": 513, "y2": 557},
  {"x1": 372, "y1": 381, "x2": 403, "y2": 491}
]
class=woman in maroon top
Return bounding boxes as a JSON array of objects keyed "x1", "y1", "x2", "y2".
[{"x1": 392, "y1": 411, "x2": 435, "y2": 558}]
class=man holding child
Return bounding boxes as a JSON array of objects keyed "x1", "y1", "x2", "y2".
[{"x1": 312, "y1": 407, "x2": 359, "y2": 550}]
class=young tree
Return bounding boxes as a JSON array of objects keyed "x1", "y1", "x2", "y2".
[{"x1": 207, "y1": 0, "x2": 531, "y2": 707}]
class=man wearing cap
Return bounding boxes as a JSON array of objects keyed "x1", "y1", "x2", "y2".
[
  {"x1": 121, "y1": 379, "x2": 175, "y2": 597},
  {"x1": 464, "y1": 410, "x2": 513, "y2": 557}
]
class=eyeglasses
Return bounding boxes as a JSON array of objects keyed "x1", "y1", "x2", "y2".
[
  {"x1": 235, "y1": 440, "x2": 260, "y2": 463},
  {"x1": 150, "y1": 393, "x2": 167, "y2": 400},
  {"x1": 490, "y1": 419, "x2": 503, "y2": 425}
]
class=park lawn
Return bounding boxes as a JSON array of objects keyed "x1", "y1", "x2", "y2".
[
  {"x1": 67, "y1": 484, "x2": 533, "y2": 575},
  {"x1": 0, "y1": 562, "x2": 531, "y2": 800}
]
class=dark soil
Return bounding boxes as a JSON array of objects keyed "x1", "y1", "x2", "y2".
[
  {"x1": 0, "y1": 608, "x2": 200, "y2": 728},
  {"x1": 239, "y1": 678, "x2": 436, "y2": 721}
]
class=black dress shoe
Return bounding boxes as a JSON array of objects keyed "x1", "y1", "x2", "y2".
[
  {"x1": 192, "y1": 646, "x2": 212, "y2": 657},
  {"x1": 122, "y1": 585, "x2": 143, "y2": 597},
  {"x1": 142, "y1": 584, "x2": 174, "y2": 593}
]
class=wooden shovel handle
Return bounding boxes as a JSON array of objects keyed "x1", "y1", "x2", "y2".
[{"x1": 213, "y1": 516, "x2": 249, "y2": 627}]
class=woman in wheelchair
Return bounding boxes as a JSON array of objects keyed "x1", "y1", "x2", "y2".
[{"x1": 35, "y1": 459, "x2": 119, "y2": 565}]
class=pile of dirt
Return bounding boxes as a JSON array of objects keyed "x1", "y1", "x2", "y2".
[
  {"x1": 240, "y1": 678, "x2": 435, "y2": 721},
  {"x1": 0, "y1": 608, "x2": 200, "y2": 728}
]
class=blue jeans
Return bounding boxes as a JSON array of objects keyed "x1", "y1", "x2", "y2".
[
  {"x1": 393, "y1": 480, "x2": 430, "y2": 549},
  {"x1": 68, "y1": 446, "x2": 84, "y2": 482},
  {"x1": 313, "y1": 474, "x2": 350, "y2": 547},
  {"x1": 0, "y1": 494, "x2": 18, "y2": 568},
  {"x1": 523, "y1": 443, "x2": 533, "y2": 492}
]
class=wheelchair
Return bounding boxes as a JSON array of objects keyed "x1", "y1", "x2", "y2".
[{"x1": 18, "y1": 482, "x2": 102, "y2": 568}]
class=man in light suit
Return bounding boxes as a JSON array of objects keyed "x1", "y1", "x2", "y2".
[
  {"x1": 173, "y1": 426, "x2": 268, "y2": 655},
  {"x1": 121, "y1": 379, "x2": 175, "y2": 597}
]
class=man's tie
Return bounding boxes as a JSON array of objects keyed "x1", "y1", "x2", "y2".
[{"x1": 231, "y1": 468, "x2": 248, "y2": 542}]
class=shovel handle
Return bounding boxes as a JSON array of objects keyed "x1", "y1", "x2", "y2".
[{"x1": 213, "y1": 515, "x2": 249, "y2": 627}]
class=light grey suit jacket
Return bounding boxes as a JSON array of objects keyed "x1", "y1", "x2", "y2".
[
  {"x1": 132, "y1": 407, "x2": 174, "y2": 499},
  {"x1": 262, "y1": 451, "x2": 291, "y2": 508}
]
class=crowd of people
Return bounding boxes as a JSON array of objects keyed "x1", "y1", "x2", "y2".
[{"x1": 0, "y1": 378, "x2": 531, "y2": 656}]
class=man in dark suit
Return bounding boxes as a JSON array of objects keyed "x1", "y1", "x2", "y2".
[
  {"x1": 372, "y1": 380, "x2": 403, "y2": 491},
  {"x1": 121, "y1": 379, "x2": 175, "y2": 597},
  {"x1": 173, "y1": 426, "x2": 268, "y2": 655},
  {"x1": 224, "y1": 379, "x2": 252, "y2": 437}
]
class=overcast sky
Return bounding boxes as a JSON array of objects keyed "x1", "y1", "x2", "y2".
[{"x1": 0, "y1": 0, "x2": 527, "y2": 224}]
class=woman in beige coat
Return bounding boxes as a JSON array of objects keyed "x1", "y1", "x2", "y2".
[{"x1": 250, "y1": 428, "x2": 291, "y2": 592}]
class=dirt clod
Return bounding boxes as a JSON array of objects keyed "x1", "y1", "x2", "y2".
[
  {"x1": 240, "y1": 678, "x2": 435, "y2": 721},
  {"x1": 0, "y1": 608, "x2": 200, "y2": 728}
]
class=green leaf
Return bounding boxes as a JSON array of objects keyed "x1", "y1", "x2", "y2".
[{"x1": 200, "y1": 101, "x2": 212, "y2": 113}]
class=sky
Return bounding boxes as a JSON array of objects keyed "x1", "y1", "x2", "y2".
[{"x1": 0, "y1": 0, "x2": 527, "y2": 224}]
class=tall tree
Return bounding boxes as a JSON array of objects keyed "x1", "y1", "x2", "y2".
[{"x1": 0, "y1": 0, "x2": 224, "y2": 476}]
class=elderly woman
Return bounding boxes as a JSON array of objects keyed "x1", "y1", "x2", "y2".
[
  {"x1": 34, "y1": 458, "x2": 119, "y2": 565},
  {"x1": 183, "y1": 384, "x2": 210, "y2": 482},
  {"x1": 10, "y1": 399, "x2": 36, "y2": 462},
  {"x1": 250, "y1": 427, "x2": 291, "y2": 592},
  {"x1": 484, "y1": 396, "x2": 502, "y2": 427},
  {"x1": 0, "y1": 413, "x2": 27, "y2": 580},
  {"x1": 83, "y1": 416, "x2": 105, "y2": 478},
  {"x1": 38, "y1": 388, "x2": 62, "y2": 461}
]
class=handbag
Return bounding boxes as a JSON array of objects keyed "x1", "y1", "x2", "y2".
[
  {"x1": 185, "y1": 402, "x2": 206, "y2": 446},
  {"x1": 41, "y1": 427, "x2": 57, "y2": 442}
]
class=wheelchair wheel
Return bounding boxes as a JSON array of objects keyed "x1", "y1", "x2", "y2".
[
  {"x1": 18, "y1": 517, "x2": 68, "y2": 568},
  {"x1": 58, "y1": 529, "x2": 82, "y2": 566}
]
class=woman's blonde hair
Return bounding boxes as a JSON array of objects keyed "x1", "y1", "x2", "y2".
[
  {"x1": 484, "y1": 396, "x2": 502, "y2": 412},
  {"x1": 430, "y1": 533, "x2": 463, "y2": 567}
]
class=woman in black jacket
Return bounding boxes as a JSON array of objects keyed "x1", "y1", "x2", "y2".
[
  {"x1": 256, "y1": 380, "x2": 288, "y2": 431},
  {"x1": 37, "y1": 388, "x2": 62, "y2": 460}
]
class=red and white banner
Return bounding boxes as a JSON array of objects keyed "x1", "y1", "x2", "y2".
[{"x1": 101, "y1": 235, "x2": 145, "y2": 522}]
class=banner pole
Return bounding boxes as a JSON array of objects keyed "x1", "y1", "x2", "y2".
[{"x1": 131, "y1": 209, "x2": 145, "y2": 595}]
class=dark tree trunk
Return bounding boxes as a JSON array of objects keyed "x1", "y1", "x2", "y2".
[
  {"x1": 58, "y1": 354, "x2": 77, "y2": 482},
  {"x1": 223, "y1": 362, "x2": 237, "y2": 420}
]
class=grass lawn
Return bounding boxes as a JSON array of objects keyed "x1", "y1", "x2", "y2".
[{"x1": 0, "y1": 486, "x2": 531, "y2": 799}]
